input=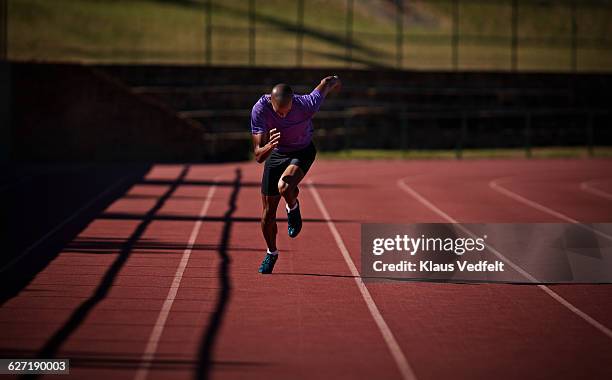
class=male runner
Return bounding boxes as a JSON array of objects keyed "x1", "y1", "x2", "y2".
[{"x1": 251, "y1": 75, "x2": 342, "y2": 274}]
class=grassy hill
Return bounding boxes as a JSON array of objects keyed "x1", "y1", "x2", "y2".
[{"x1": 8, "y1": 0, "x2": 612, "y2": 71}]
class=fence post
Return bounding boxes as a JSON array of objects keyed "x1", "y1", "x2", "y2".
[
  {"x1": 396, "y1": 0, "x2": 403, "y2": 69},
  {"x1": 296, "y1": 0, "x2": 304, "y2": 66},
  {"x1": 205, "y1": 0, "x2": 212, "y2": 65},
  {"x1": 249, "y1": 0, "x2": 256, "y2": 66},
  {"x1": 345, "y1": 0, "x2": 354, "y2": 67},
  {"x1": 571, "y1": 0, "x2": 577, "y2": 72},
  {"x1": 524, "y1": 112, "x2": 532, "y2": 158},
  {"x1": 452, "y1": 0, "x2": 459, "y2": 70},
  {"x1": 511, "y1": 0, "x2": 518, "y2": 71}
]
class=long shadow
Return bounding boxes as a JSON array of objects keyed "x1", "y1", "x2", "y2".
[
  {"x1": 196, "y1": 168, "x2": 241, "y2": 380},
  {"x1": 0, "y1": 163, "x2": 151, "y2": 306},
  {"x1": 142, "y1": 179, "x2": 363, "y2": 189},
  {"x1": 274, "y1": 272, "x2": 360, "y2": 279},
  {"x1": 98, "y1": 213, "x2": 357, "y2": 224},
  {"x1": 272, "y1": 272, "x2": 488, "y2": 284},
  {"x1": 2, "y1": 347, "x2": 267, "y2": 371},
  {"x1": 306, "y1": 49, "x2": 391, "y2": 69},
  {"x1": 149, "y1": 0, "x2": 204, "y2": 9},
  {"x1": 22, "y1": 165, "x2": 191, "y2": 380},
  {"x1": 61, "y1": 238, "x2": 263, "y2": 255}
]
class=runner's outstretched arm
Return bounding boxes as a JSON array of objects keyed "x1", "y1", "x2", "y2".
[{"x1": 315, "y1": 75, "x2": 342, "y2": 97}]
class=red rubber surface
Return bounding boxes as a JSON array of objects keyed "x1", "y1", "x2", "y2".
[{"x1": 1, "y1": 159, "x2": 611, "y2": 379}]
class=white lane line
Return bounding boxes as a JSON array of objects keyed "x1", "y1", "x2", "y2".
[
  {"x1": 397, "y1": 177, "x2": 612, "y2": 341},
  {"x1": 134, "y1": 180, "x2": 218, "y2": 380},
  {"x1": 1, "y1": 176, "x2": 130, "y2": 273},
  {"x1": 397, "y1": 179, "x2": 538, "y2": 283},
  {"x1": 490, "y1": 177, "x2": 612, "y2": 243},
  {"x1": 580, "y1": 179, "x2": 612, "y2": 201},
  {"x1": 308, "y1": 180, "x2": 418, "y2": 380}
]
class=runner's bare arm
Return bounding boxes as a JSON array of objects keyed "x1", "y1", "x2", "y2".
[
  {"x1": 315, "y1": 75, "x2": 342, "y2": 97},
  {"x1": 253, "y1": 128, "x2": 281, "y2": 163}
]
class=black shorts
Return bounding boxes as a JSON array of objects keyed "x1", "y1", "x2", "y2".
[{"x1": 261, "y1": 142, "x2": 317, "y2": 196}]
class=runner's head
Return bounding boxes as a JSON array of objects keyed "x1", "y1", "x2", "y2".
[{"x1": 270, "y1": 83, "x2": 293, "y2": 118}]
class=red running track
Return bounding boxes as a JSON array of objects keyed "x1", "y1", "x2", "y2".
[{"x1": 1, "y1": 159, "x2": 611, "y2": 380}]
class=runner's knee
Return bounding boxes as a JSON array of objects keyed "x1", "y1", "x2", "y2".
[{"x1": 278, "y1": 180, "x2": 291, "y2": 197}]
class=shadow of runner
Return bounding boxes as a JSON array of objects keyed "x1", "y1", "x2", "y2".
[
  {"x1": 23, "y1": 165, "x2": 191, "y2": 380},
  {"x1": 196, "y1": 168, "x2": 241, "y2": 380}
]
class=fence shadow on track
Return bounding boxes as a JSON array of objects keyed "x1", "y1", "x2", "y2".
[
  {"x1": 142, "y1": 179, "x2": 363, "y2": 189},
  {"x1": 196, "y1": 168, "x2": 241, "y2": 380},
  {"x1": 18, "y1": 166, "x2": 191, "y2": 380},
  {"x1": 1, "y1": 164, "x2": 360, "y2": 377},
  {"x1": 97, "y1": 213, "x2": 358, "y2": 224},
  {"x1": 0, "y1": 348, "x2": 269, "y2": 371},
  {"x1": 0, "y1": 163, "x2": 152, "y2": 307}
]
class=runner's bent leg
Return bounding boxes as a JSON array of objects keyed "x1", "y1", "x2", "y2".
[
  {"x1": 277, "y1": 164, "x2": 305, "y2": 208},
  {"x1": 261, "y1": 195, "x2": 281, "y2": 251}
]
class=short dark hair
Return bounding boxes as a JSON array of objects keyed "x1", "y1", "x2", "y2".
[{"x1": 271, "y1": 83, "x2": 293, "y2": 105}]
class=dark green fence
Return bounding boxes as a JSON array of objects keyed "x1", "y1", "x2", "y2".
[
  {"x1": 7, "y1": 0, "x2": 612, "y2": 71},
  {"x1": 201, "y1": 0, "x2": 612, "y2": 71}
]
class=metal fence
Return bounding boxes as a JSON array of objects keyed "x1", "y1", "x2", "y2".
[
  {"x1": 305, "y1": 106, "x2": 609, "y2": 157},
  {"x1": 202, "y1": 0, "x2": 612, "y2": 71},
  {"x1": 5, "y1": 0, "x2": 612, "y2": 71}
]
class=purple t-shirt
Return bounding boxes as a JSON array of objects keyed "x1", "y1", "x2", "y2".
[{"x1": 250, "y1": 89, "x2": 324, "y2": 153}]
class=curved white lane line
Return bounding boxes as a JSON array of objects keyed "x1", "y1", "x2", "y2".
[
  {"x1": 308, "y1": 180, "x2": 418, "y2": 380},
  {"x1": 397, "y1": 179, "x2": 538, "y2": 283},
  {"x1": 397, "y1": 177, "x2": 612, "y2": 341},
  {"x1": 581, "y1": 180, "x2": 612, "y2": 201},
  {"x1": 134, "y1": 178, "x2": 219, "y2": 380},
  {"x1": 490, "y1": 177, "x2": 612, "y2": 242}
]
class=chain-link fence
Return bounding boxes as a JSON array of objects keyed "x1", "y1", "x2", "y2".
[{"x1": 6, "y1": 0, "x2": 612, "y2": 71}]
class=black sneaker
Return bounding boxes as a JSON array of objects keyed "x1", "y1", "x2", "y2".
[
  {"x1": 258, "y1": 253, "x2": 278, "y2": 274},
  {"x1": 287, "y1": 200, "x2": 302, "y2": 238}
]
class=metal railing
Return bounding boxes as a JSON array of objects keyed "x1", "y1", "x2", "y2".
[{"x1": 198, "y1": 106, "x2": 610, "y2": 159}]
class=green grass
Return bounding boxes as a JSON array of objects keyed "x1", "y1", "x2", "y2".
[
  {"x1": 7, "y1": 0, "x2": 612, "y2": 71},
  {"x1": 318, "y1": 147, "x2": 612, "y2": 160}
]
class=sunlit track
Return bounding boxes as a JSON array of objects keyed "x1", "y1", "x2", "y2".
[
  {"x1": 134, "y1": 178, "x2": 219, "y2": 380},
  {"x1": 3, "y1": 160, "x2": 612, "y2": 380},
  {"x1": 308, "y1": 179, "x2": 417, "y2": 380},
  {"x1": 398, "y1": 176, "x2": 612, "y2": 340},
  {"x1": 581, "y1": 180, "x2": 612, "y2": 201},
  {"x1": 490, "y1": 177, "x2": 612, "y2": 242}
]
